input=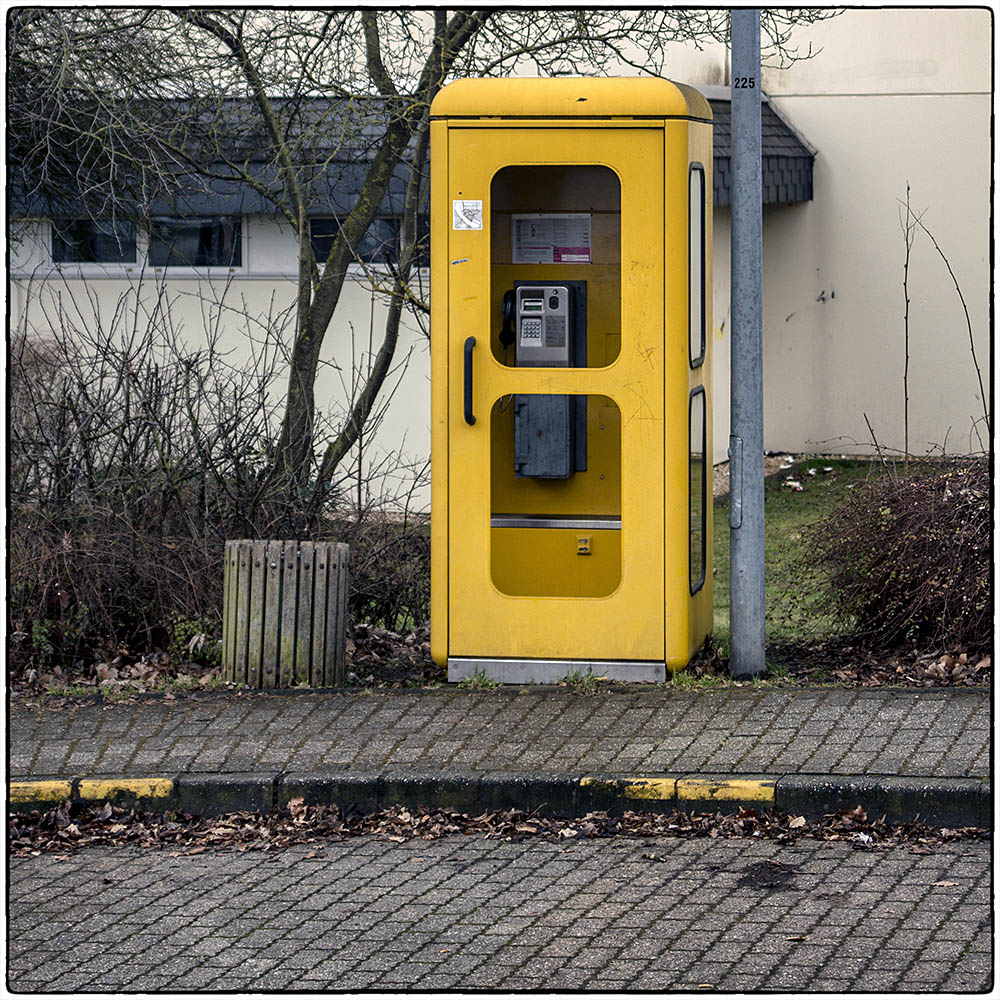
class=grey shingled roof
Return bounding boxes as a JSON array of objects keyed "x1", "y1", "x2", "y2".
[
  {"x1": 707, "y1": 94, "x2": 814, "y2": 206},
  {"x1": 14, "y1": 91, "x2": 813, "y2": 218},
  {"x1": 162, "y1": 94, "x2": 814, "y2": 214}
]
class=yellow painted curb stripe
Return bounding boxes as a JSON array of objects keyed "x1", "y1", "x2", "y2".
[
  {"x1": 9, "y1": 780, "x2": 73, "y2": 803},
  {"x1": 677, "y1": 778, "x2": 775, "y2": 803},
  {"x1": 620, "y1": 778, "x2": 676, "y2": 801},
  {"x1": 78, "y1": 778, "x2": 174, "y2": 800},
  {"x1": 579, "y1": 776, "x2": 676, "y2": 800}
]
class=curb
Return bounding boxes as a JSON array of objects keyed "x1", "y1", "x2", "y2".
[{"x1": 8, "y1": 771, "x2": 991, "y2": 828}]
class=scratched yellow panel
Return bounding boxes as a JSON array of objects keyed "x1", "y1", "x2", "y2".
[
  {"x1": 443, "y1": 126, "x2": 665, "y2": 663},
  {"x1": 491, "y1": 526, "x2": 621, "y2": 598}
]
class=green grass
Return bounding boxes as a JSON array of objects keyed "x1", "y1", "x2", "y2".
[
  {"x1": 712, "y1": 458, "x2": 877, "y2": 650},
  {"x1": 42, "y1": 684, "x2": 90, "y2": 698},
  {"x1": 669, "y1": 665, "x2": 730, "y2": 691},
  {"x1": 457, "y1": 669, "x2": 502, "y2": 690},
  {"x1": 558, "y1": 668, "x2": 605, "y2": 694}
]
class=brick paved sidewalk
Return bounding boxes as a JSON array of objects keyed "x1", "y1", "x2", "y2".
[
  {"x1": 8, "y1": 837, "x2": 992, "y2": 991},
  {"x1": 10, "y1": 686, "x2": 989, "y2": 781}
]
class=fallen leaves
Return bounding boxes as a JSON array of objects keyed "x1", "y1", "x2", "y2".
[
  {"x1": 837, "y1": 805, "x2": 867, "y2": 825},
  {"x1": 8, "y1": 798, "x2": 988, "y2": 860},
  {"x1": 346, "y1": 622, "x2": 440, "y2": 688},
  {"x1": 772, "y1": 637, "x2": 991, "y2": 688}
]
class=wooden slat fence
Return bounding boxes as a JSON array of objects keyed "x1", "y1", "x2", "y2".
[{"x1": 222, "y1": 540, "x2": 349, "y2": 688}]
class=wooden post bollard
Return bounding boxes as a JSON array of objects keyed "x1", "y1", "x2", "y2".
[{"x1": 222, "y1": 540, "x2": 349, "y2": 688}]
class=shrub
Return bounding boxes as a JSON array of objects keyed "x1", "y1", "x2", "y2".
[
  {"x1": 339, "y1": 514, "x2": 430, "y2": 633},
  {"x1": 809, "y1": 460, "x2": 990, "y2": 651},
  {"x1": 8, "y1": 293, "x2": 428, "y2": 679}
]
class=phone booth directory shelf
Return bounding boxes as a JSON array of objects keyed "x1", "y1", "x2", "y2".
[{"x1": 430, "y1": 78, "x2": 713, "y2": 682}]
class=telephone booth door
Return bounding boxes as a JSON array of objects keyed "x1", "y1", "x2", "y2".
[{"x1": 441, "y1": 126, "x2": 668, "y2": 669}]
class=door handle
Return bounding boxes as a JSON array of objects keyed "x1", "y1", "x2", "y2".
[{"x1": 463, "y1": 336, "x2": 476, "y2": 425}]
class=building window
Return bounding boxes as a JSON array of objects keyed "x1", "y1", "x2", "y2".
[
  {"x1": 310, "y1": 217, "x2": 398, "y2": 264},
  {"x1": 689, "y1": 164, "x2": 706, "y2": 368},
  {"x1": 689, "y1": 387, "x2": 706, "y2": 594},
  {"x1": 309, "y1": 217, "x2": 430, "y2": 266},
  {"x1": 148, "y1": 217, "x2": 242, "y2": 268},
  {"x1": 51, "y1": 220, "x2": 136, "y2": 264}
]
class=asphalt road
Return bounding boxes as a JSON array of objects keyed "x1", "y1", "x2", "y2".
[{"x1": 8, "y1": 835, "x2": 991, "y2": 991}]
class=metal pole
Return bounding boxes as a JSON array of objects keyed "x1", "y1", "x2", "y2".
[{"x1": 729, "y1": 8, "x2": 766, "y2": 679}]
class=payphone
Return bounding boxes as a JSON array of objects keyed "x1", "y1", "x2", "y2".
[
  {"x1": 505, "y1": 282, "x2": 588, "y2": 479},
  {"x1": 512, "y1": 284, "x2": 572, "y2": 366}
]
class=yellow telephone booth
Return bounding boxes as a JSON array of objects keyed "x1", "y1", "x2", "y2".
[{"x1": 430, "y1": 78, "x2": 713, "y2": 683}]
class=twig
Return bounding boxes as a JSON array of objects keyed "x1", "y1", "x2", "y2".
[
  {"x1": 900, "y1": 183, "x2": 914, "y2": 472},
  {"x1": 864, "y1": 412, "x2": 893, "y2": 481}
]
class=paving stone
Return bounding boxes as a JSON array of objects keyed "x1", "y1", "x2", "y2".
[
  {"x1": 8, "y1": 837, "x2": 990, "y2": 992},
  {"x1": 9, "y1": 688, "x2": 989, "y2": 781}
]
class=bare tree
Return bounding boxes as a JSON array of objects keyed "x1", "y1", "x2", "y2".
[{"x1": 9, "y1": 8, "x2": 838, "y2": 516}]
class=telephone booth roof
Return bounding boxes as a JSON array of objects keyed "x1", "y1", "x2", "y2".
[{"x1": 431, "y1": 77, "x2": 713, "y2": 122}]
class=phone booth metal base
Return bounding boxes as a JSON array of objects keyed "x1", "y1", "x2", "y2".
[{"x1": 430, "y1": 78, "x2": 714, "y2": 683}]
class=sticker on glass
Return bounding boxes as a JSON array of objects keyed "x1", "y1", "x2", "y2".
[
  {"x1": 512, "y1": 213, "x2": 591, "y2": 264},
  {"x1": 452, "y1": 200, "x2": 483, "y2": 230}
]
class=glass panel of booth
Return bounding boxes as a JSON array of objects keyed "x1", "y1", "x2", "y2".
[
  {"x1": 489, "y1": 393, "x2": 622, "y2": 598},
  {"x1": 689, "y1": 164, "x2": 706, "y2": 367},
  {"x1": 488, "y1": 165, "x2": 622, "y2": 369},
  {"x1": 689, "y1": 387, "x2": 706, "y2": 593},
  {"x1": 483, "y1": 164, "x2": 625, "y2": 599}
]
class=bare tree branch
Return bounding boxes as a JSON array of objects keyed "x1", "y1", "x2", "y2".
[{"x1": 9, "y1": 8, "x2": 842, "y2": 514}]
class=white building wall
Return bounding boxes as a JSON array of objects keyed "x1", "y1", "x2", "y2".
[
  {"x1": 605, "y1": 9, "x2": 991, "y2": 462},
  {"x1": 757, "y1": 8, "x2": 992, "y2": 458}
]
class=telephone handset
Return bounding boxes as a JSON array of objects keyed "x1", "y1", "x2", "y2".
[{"x1": 499, "y1": 290, "x2": 516, "y2": 349}]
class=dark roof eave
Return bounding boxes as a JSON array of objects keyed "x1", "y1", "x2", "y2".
[{"x1": 12, "y1": 92, "x2": 815, "y2": 216}]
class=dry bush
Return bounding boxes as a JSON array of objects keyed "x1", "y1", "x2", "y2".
[
  {"x1": 9, "y1": 278, "x2": 433, "y2": 681},
  {"x1": 809, "y1": 460, "x2": 990, "y2": 651},
  {"x1": 9, "y1": 320, "x2": 285, "y2": 674},
  {"x1": 331, "y1": 514, "x2": 430, "y2": 633},
  {"x1": 8, "y1": 508, "x2": 222, "y2": 672}
]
